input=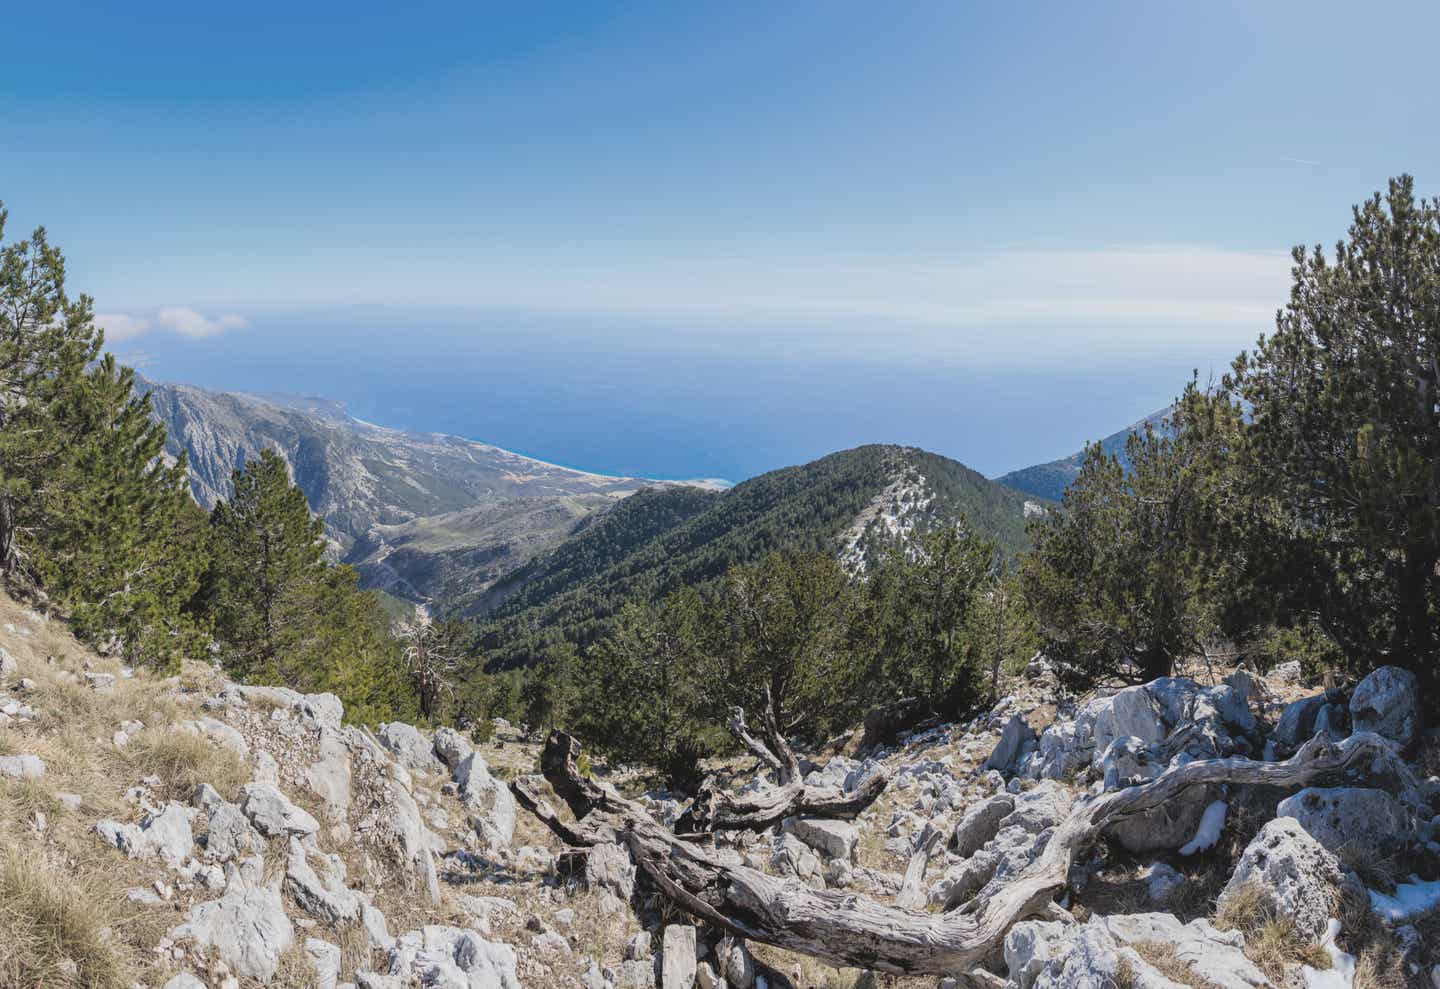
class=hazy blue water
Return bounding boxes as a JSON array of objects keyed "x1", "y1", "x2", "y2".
[{"x1": 115, "y1": 307, "x2": 1201, "y2": 483}]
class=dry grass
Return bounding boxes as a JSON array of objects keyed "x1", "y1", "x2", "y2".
[
  {"x1": 1214, "y1": 881, "x2": 1330, "y2": 982},
  {"x1": 0, "y1": 843, "x2": 131, "y2": 989},
  {"x1": 120, "y1": 727, "x2": 249, "y2": 803},
  {"x1": 1131, "y1": 941, "x2": 1222, "y2": 989},
  {"x1": 1338, "y1": 841, "x2": 1402, "y2": 893},
  {"x1": 1333, "y1": 883, "x2": 1411, "y2": 989}
]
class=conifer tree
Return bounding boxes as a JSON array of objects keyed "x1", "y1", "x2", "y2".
[
  {"x1": 1230, "y1": 175, "x2": 1440, "y2": 675},
  {"x1": 206, "y1": 449, "x2": 327, "y2": 682},
  {"x1": 39, "y1": 356, "x2": 209, "y2": 668},
  {"x1": 0, "y1": 204, "x2": 102, "y2": 584}
]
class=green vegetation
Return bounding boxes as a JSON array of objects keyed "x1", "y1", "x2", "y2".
[
  {"x1": 0, "y1": 203, "x2": 416, "y2": 722},
  {"x1": 1023, "y1": 175, "x2": 1440, "y2": 689},
  {"x1": 474, "y1": 445, "x2": 1034, "y2": 670}
]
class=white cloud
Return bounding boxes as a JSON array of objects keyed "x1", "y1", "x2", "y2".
[
  {"x1": 154, "y1": 307, "x2": 248, "y2": 338},
  {"x1": 95, "y1": 312, "x2": 151, "y2": 342}
]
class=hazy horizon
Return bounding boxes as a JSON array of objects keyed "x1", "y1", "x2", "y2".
[{"x1": 6, "y1": 2, "x2": 1438, "y2": 482}]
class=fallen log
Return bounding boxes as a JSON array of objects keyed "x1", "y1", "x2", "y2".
[{"x1": 514, "y1": 729, "x2": 1420, "y2": 977}]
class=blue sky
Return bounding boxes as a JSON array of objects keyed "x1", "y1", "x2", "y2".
[{"x1": 3, "y1": 2, "x2": 1438, "y2": 480}]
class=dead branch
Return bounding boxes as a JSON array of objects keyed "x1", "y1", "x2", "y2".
[{"x1": 514, "y1": 729, "x2": 1418, "y2": 977}]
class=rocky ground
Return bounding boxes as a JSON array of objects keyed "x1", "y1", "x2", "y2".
[{"x1": 1, "y1": 588, "x2": 1438, "y2": 989}]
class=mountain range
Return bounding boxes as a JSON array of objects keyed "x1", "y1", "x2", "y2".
[{"x1": 140, "y1": 375, "x2": 1155, "y2": 635}]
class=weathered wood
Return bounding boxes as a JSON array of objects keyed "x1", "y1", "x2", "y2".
[
  {"x1": 896, "y1": 821, "x2": 944, "y2": 910},
  {"x1": 516, "y1": 730, "x2": 1418, "y2": 977}
]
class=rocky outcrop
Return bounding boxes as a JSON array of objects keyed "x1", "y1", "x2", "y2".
[
  {"x1": 96, "y1": 802, "x2": 195, "y2": 867},
  {"x1": 238, "y1": 781, "x2": 321, "y2": 839},
  {"x1": 171, "y1": 856, "x2": 295, "y2": 982}
]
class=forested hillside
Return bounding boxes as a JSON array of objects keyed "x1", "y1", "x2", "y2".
[{"x1": 475, "y1": 444, "x2": 1035, "y2": 668}]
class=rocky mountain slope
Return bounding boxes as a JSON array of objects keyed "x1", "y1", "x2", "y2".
[
  {"x1": 995, "y1": 408, "x2": 1171, "y2": 502},
  {"x1": 139, "y1": 376, "x2": 714, "y2": 601},
  {"x1": 2, "y1": 589, "x2": 1437, "y2": 989}
]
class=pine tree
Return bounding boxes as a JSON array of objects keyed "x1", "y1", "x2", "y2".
[
  {"x1": 38, "y1": 357, "x2": 209, "y2": 669},
  {"x1": 206, "y1": 449, "x2": 327, "y2": 682},
  {"x1": 0, "y1": 204, "x2": 102, "y2": 584},
  {"x1": 1230, "y1": 175, "x2": 1440, "y2": 676}
]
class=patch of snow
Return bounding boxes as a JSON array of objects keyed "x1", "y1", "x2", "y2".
[
  {"x1": 1178, "y1": 800, "x2": 1228, "y2": 856},
  {"x1": 1368, "y1": 877, "x2": 1440, "y2": 922},
  {"x1": 1302, "y1": 918, "x2": 1356, "y2": 989}
]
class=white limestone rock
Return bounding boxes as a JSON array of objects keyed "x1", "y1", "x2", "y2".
[
  {"x1": 1350, "y1": 666, "x2": 1421, "y2": 749},
  {"x1": 1219, "y1": 816, "x2": 1351, "y2": 941},
  {"x1": 171, "y1": 856, "x2": 295, "y2": 983},
  {"x1": 237, "y1": 781, "x2": 320, "y2": 839}
]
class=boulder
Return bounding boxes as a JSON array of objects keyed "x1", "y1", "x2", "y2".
[
  {"x1": 161, "y1": 975, "x2": 206, "y2": 989},
  {"x1": 378, "y1": 722, "x2": 443, "y2": 773},
  {"x1": 306, "y1": 937, "x2": 342, "y2": 989},
  {"x1": 1219, "y1": 817, "x2": 1350, "y2": 941},
  {"x1": 0, "y1": 649, "x2": 16, "y2": 677},
  {"x1": 1272, "y1": 693, "x2": 1331, "y2": 754},
  {"x1": 172, "y1": 856, "x2": 295, "y2": 983},
  {"x1": 455, "y1": 751, "x2": 516, "y2": 848},
  {"x1": 1112, "y1": 784, "x2": 1220, "y2": 854},
  {"x1": 96, "y1": 802, "x2": 195, "y2": 867},
  {"x1": 984, "y1": 714, "x2": 1038, "y2": 775},
  {"x1": 661, "y1": 924, "x2": 697, "y2": 989},
  {"x1": 201, "y1": 799, "x2": 265, "y2": 863},
  {"x1": 785, "y1": 817, "x2": 857, "y2": 861},
  {"x1": 952, "y1": 793, "x2": 1015, "y2": 857},
  {"x1": 0, "y1": 753, "x2": 44, "y2": 779},
  {"x1": 238, "y1": 782, "x2": 320, "y2": 839},
  {"x1": 285, "y1": 837, "x2": 361, "y2": 923},
  {"x1": 1276, "y1": 786, "x2": 1410, "y2": 852},
  {"x1": 432, "y1": 726, "x2": 473, "y2": 771},
  {"x1": 1350, "y1": 666, "x2": 1421, "y2": 749}
]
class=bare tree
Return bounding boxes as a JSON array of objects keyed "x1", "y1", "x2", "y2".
[{"x1": 396, "y1": 605, "x2": 459, "y2": 725}]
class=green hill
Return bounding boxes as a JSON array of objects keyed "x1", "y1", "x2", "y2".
[{"x1": 476, "y1": 444, "x2": 1038, "y2": 668}]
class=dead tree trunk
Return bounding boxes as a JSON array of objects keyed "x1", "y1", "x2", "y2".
[{"x1": 513, "y1": 722, "x2": 1420, "y2": 977}]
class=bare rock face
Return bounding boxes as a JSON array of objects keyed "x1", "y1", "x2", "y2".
[
  {"x1": 1276, "y1": 786, "x2": 1410, "y2": 852},
  {"x1": 1219, "y1": 817, "x2": 1352, "y2": 941},
  {"x1": 1350, "y1": 665, "x2": 1421, "y2": 749},
  {"x1": 171, "y1": 856, "x2": 295, "y2": 983}
]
